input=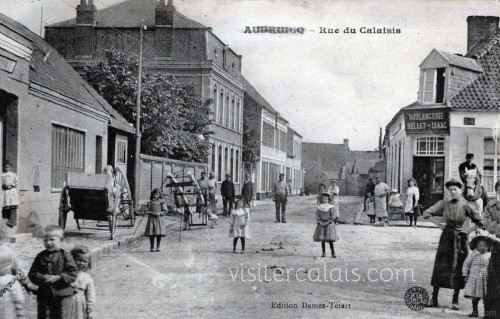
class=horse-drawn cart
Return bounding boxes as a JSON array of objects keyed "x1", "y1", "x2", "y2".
[{"x1": 58, "y1": 166, "x2": 135, "y2": 239}]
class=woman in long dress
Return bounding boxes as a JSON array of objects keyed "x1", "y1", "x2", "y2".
[
  {"x1": 374, "y1": 177, "x2": 390, "y2": 226},
  {"x1": 405, "y1": 178, "x2": 420, "y2": 227},
  {"x1": 423, "y1": 178, "x2": 483, "y2": 310},
  {"x1": 482, "y1": 181, "x2": 500, "y2": 318}
]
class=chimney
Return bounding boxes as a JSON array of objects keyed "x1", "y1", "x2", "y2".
[
  {"x1": 466, "y1": 16, "x2": 499, "y2": 53},
  {"x1": 343, "y1": 139, "x2": 349, "y2": 149},
  {"x1": 75, "y1": 0, "x2": 97, "y2": 58},
  {"x1": 76, "y1": 0, "x2": 97, "y2": 26},
  {"x1": 155, "y1": 0, "x2": 175, "y2": 26}
]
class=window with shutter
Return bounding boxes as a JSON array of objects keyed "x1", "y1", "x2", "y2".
[{"x1": 51, "y1": 124, "x2": 85, "y2": 188}]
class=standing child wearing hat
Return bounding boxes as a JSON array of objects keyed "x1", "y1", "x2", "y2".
[
  {"x1": 462, "y1": 236, "x2": 491, "y2": 317},
  {"x1": 229, "y1": 197, "x2": 250, "y2": 254},
  {"x1": 313, "y1": 192, "x2": 339, "y2": 258}
]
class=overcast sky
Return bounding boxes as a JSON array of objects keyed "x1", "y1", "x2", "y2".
[{"x1": 1, "y1": 0, "x2": 498, "y2": 150}]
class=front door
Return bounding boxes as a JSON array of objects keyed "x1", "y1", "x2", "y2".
[
  {"x1": 115, "y1": 135, "x2": 128, "y2": 176},
  {"x1": 413, "y1": 156, "x2": 444, "y2": 210}
]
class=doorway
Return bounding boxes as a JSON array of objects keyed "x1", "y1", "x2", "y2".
[
  {"x1": 115, "y1": 134, "x2": 128, "y2": 176},
  {"x1": 413, "y1": 156, "x2": 444, "y2": 210}
]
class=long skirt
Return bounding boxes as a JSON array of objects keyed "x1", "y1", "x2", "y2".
[
  {"x1": 374, "y1": 196, "x2": 387, "y2": 217},
  {"x1": 313, "y1": 223, "x2": 338, "y2": 242},
  {"x1": 485, "y1": 241, "x2": 500, "y2": 319},
  {"x1": 430, "y1": 227, "x2": 468, "y2": 289},
  {"x1": 144, "y1": 215, "x2": 166, "y2": 237}
]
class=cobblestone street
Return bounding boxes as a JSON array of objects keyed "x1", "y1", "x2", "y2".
[{"x1": 21, "y1": 196, "x2": 481, "y2": 318}]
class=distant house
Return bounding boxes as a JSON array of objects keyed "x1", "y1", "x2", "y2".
[
  {"x1": 303, "y1": 140, "x2": 381, "y2": 195},
  {"x1": 0, "y1": 13, "x2": 133, "y2": 232}
]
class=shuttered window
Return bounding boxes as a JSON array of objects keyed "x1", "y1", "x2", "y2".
[{"x1": 51, "y1": 124, "x2": 85, "y2": 188}]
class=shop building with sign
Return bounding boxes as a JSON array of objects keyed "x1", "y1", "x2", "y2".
[{"x1": 384, "y1": 16, "x2": 499, "y2": 209}]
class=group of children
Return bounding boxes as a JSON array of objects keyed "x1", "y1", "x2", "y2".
[
  {"x1": 142, "y1": 188, "x2": 251, "y2": 254},
  {"x1": 1, "y1": 224, "x2": 95, "y2": 319},
  {"x1": 363, "y1": 178, "x2": 421, "y2": 226}
]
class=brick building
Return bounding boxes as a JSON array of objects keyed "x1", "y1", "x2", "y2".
[
  {"x1": 44, "y1": 0, "x2": 244, "y2": 192},
  {"x1": 384, "y1": 16, "x2": 499, "y2": 209},
  {"x1": 0, "y1": 13, "x2": 133, "y2": 232}
]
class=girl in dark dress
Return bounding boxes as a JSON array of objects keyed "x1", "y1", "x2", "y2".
[
  {"x1": 423, "y1": 178, "x2": 483, "y2": 310},
  {"x1": 144, "y1": 189, "x2": 167, "y2": 252}
]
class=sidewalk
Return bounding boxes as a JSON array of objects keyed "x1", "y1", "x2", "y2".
[{"x1": 10, "y1": 212, "x2": 178, "y2": 268}]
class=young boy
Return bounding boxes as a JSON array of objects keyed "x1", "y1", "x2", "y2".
[{"x1": 29, "y1": 225, "x2": 78, "y2": 319}]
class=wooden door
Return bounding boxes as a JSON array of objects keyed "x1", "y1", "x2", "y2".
[{"x1": 115, "y1": 135, "x2": 128, "y2": 176}]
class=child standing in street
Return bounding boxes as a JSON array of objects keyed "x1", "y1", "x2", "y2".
[
  {"x1": 229, "y1": 197, "x2": 250, "y2": 254},
  {"x1": 463, "y1": 236, "x2": 492, "y2": 318},
  {"x1": 2, "y1": 161, "x2": 19, "y2": 228},
  {"x1": 313, "y1": 192, "x2": 339, "y2": 258},
  {"x1": 365, "y1": 192, "x2": 376, "y2": 224},
  {"x1": 144, "y1": 188, "x2": 167, "y2": 252},
  {"x1": 28, "y1": 225, "x2": 78, "y2": 319},
  {"x1": 67, "y1": 247, "x2": 96, "y2": 319},
  {"x1": 0, "y1": 220, "x2": 25, "y2": 319}
]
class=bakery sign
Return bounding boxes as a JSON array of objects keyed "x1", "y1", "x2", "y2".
[{"x1": 404, "y1": 108, "x2": 450, "y2": 134}]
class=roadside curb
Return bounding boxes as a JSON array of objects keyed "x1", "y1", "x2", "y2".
[
  {"x1": 89, "y1": 231, "x2": 144, "y2": 258},
  {"x1": 88, "y1": 219, "x2": 179, "y2": 258}
]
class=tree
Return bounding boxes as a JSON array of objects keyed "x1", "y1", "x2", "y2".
[
  {"x1": 242, "y1": 117, "x2": 259, "y2": 165},
  {"x1": 85, "y1": 50, "x2": 212, "y2": 162}
]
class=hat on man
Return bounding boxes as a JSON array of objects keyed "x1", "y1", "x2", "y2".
[
  {"x1": 391, "y1": 189, "x2": 398, "y2": 194},
  {"x1": 279, "y1": 173, "x2": 284, "y2": 176},
  {"x1": 209, "y1": 171, "x2": 215, "y2": 178},
  {"x1": 225, "y1": 173, "x2": 231, "y2": 177},
  {"x1": 445, "y1": 178, "x2": 463, "y2": 189},
  {"x1": 330, "y1": 179, "x2": 338, "y2": 183}
]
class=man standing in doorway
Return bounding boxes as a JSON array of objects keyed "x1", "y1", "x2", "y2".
[
  {"x1": 221, "y1": 174, "x2": 235, "y2": 218},
  {"x1": 273, "y1": 173, "x2": 290, "y2": 223},
  {"x1": 458, "y1": 153, "x2": 481, "y2": 184}
]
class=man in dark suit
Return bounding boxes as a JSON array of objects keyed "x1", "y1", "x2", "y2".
[
  {"x1": 221, "y1": 174, "x2": 235, "y2": 217},
  {"x1": 241, "y1": 174, "x2": 255, "y2": 206}
]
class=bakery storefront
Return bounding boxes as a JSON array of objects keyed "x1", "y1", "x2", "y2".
[
  {"x1": 386, "y1": 105, "x2": 500, "y2": 209},
  {"x1": 386, "y1": 106, "x2": 449, "y2": 209}
]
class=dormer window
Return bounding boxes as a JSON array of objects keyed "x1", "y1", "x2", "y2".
[{"x1": 423, "y1": 68, "x2": 445, "y2": 103}]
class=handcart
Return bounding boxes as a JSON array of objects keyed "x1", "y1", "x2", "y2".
[{"x1": 58, "y1": 166, "x2": 135, "y2": 239}]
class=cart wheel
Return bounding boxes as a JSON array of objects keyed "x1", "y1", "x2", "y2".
[
  {"x1": 114, "y1": 167, "x2": 135, "y2": 226},
  {"x1": 109, "y1": 213, "x2": 117, "y2": 240}
]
